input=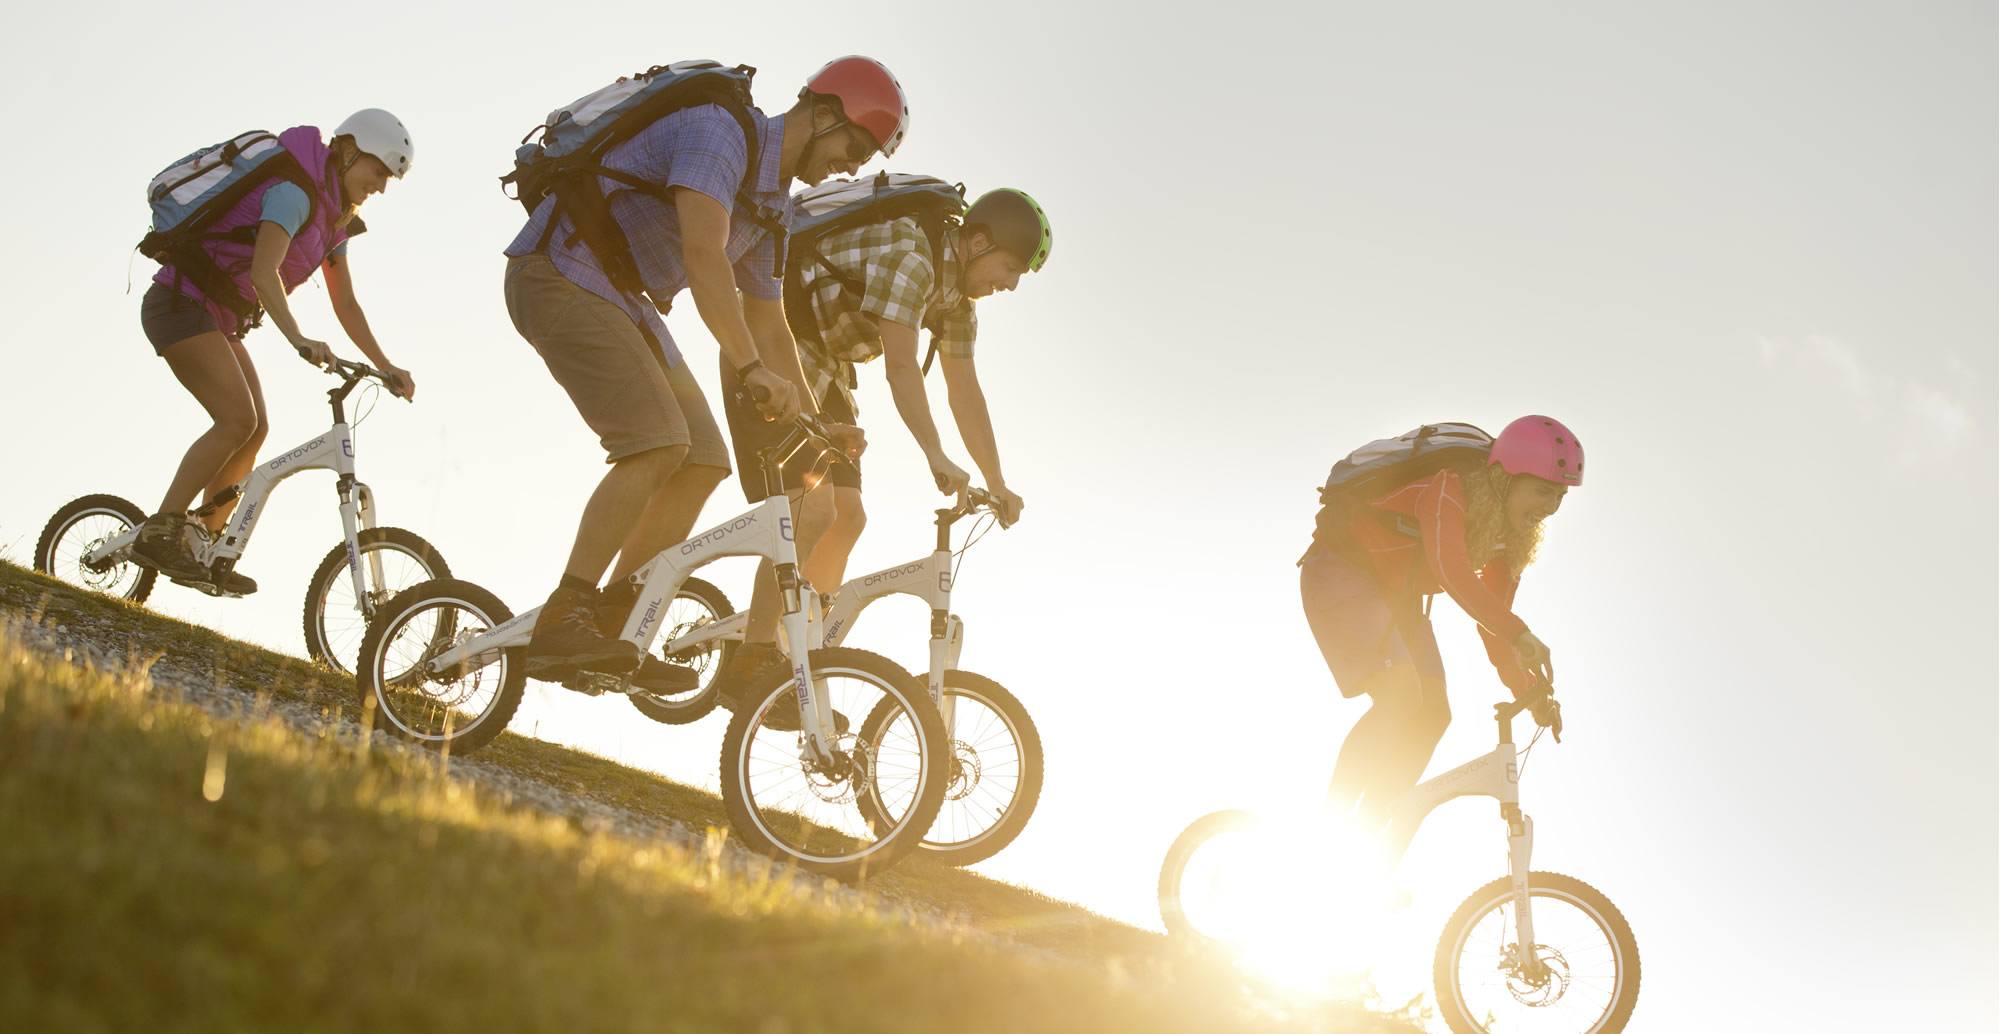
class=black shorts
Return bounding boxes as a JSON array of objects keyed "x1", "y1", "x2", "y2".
[
  {"x1": 719, "y1": 357, "x2": 861, "y2": 503},
  {"x1": 140, "y1": 282, "x2": 227, "y2": 353}
]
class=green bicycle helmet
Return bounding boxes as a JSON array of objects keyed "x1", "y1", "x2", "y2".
[{"x1": 964, "y1": 188, "x2": 1052, "y2": 272}]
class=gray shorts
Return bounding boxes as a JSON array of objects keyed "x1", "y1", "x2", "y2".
[
  {"x1": 505, "y1": 254, "x2": 728, "y2": 468},
  {"x1": 1299, "y1": 547, "x2": 1446, "y2": 699},
  {"x1": 140, "y1": 282, "x2": 229, "y2": 353}
]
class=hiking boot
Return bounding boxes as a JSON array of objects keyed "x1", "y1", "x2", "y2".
[
  {"x1": 717, "y1": 643, "x2": 846, "y2": 734},
  {"x1": 630, "y1": 656, "x2": 699, "y2": 695},
  {"x1": 173, "y1": 565, "x2": 259, "y2": 597},
  {"x1": 594, "y1": 579, "x2": 641, "y2": 637},
  {"x1": 526, "y1": 583, "x2": 642, "y2": 679},
  {"x1": 131, "y1": 512, "x2": 208, "y2": 582}
]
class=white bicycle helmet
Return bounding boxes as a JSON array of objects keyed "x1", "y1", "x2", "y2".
[{"x1": 333, "y1": 109, "x2": 414, "y2": 177}]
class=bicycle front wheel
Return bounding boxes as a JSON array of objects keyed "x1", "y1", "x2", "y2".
[
  {"x1": 627, "y1": 576, "x2": 736, "y2": 726},
  {"x1": 719, "y1": 647, "x2": 947, "y2": 881},
  {"x1": 1433, "y1": 871, "x2": 1641, "y2": 1034},
  {"x1": 354, "y1": 578, "x2": 525, "y2": 755},
  {"x1": 303, "y1": 527, "x2": 451, "y2": 674},
  {"x1": 35, "y1": 494, "x2": 156, "y2": 603},
  {"x1": 855, "y1": 670, "x2": 1043, "y2": 867}
]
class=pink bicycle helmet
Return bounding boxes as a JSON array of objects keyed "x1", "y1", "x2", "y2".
[{"x1": 1489, "y1": 415, "x2": 1584, "y2": 486}]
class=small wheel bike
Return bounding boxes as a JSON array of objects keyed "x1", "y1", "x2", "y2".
[
  {"x1": 632, "y1": 486, "x2": 1045, "y2": 868},
  {"x1": 1158, "y1": 691, "x2": 1641, "y2": 1034},
  {"x1": 34, "y1": 358, "x2": 447, "y2": 674},
  {"x1": 353, "y1": 414, "x2": 950, "y2": 880}
]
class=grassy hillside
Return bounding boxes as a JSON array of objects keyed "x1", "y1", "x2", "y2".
[{"x1": 0, "y1": 562, "x2": 1424, "y2": 1033}]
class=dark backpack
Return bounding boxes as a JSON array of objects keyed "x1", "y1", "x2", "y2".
[
  {"x1": 138, "y1": 131, "x2": 317, "y2": 322},
  {"x1": 783, "y1": 172, "x2": 968, "y2": 372},
  {"x1": 1312, "y1": 423, "x2": 1494, "y2": 551},
  {"x1": 502, "y1": 60, "x2": 785, "y2": 303}
]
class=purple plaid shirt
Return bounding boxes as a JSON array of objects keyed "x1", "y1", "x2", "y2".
[{"x1": 505, "y1": 107, "x2": 793, "y2": 366}]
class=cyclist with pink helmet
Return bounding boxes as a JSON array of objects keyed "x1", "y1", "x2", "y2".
[{"x1": 1299, "y1": 416, "x2": 1583, "y2": 833}]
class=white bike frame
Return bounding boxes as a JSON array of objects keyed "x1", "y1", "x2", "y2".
[
  {"x1": 1382, "y1": 703, "x2": 1544, "y2": 963},
  {"x1": 422, "y1": 492, "x2": 847, "y2": 759},
  {"x1": 82, "y1": 362, "x2": 391, "y2": 608},
  {"x1": 660, "y1": 494, "x2": 992, "y2": 729}
]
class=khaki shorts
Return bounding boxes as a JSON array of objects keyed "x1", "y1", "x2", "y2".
[{"x1": 505, "y1": 254, "x2": 728, "y2": 467}]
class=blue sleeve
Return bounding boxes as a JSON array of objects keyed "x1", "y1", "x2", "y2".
[
  {"x1": 258, "y1": 182, "x2": 312, "y2": 238},
  {"x1": 733, "y1": 233, "x2": 782, "y2": 299},
  {"x1": 660, "y1": 107, "x2": 750, "y2": 211}
]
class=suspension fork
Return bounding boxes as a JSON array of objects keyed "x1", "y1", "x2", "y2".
[
  {"x1": 1503, "y1": 803, "x2": 1540, "y2": 974},
  {"x1": 927, "y1": 610, "x2": 966, "y2": 728},
  {"x1": 337, "y1": 477, "x2": 388, "y2": 616}
]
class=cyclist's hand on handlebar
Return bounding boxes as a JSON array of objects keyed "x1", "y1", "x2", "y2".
[
  {"x1": 928, "y1": 454, "x2": 971, "y2": 496},
  {"x1": 380, "y1": 365, "x2": 416, "y2": 401},
  {"x1": 1513, "y1": 630, "x2": 1554, "y2": 685},
  {"x1": 744, "y1": 367, "x2": 800, "y2": 423},
  {"x1": 825, "y1": 422, "x2": 867, "y2": 460},
  {"x1": 292, "y1": 336, "x2": 335, "y2": 371},
  {"x1": 989, "y1": 483, "x2": 1024, "y2": 528},
  {"x1": 1529, "y1": 692, "x2": 1564, "y2": 742}
]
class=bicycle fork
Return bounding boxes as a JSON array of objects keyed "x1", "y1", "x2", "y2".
[
  {"x1": 336, "y1": 477, "x2": 387, "y2": 618},
  {"x1": 1503, "y1": 801, "x2": 1543, "y2": 979},
  {"x1": 927, "y1": 611, "x2": 965, "y2": 729}
]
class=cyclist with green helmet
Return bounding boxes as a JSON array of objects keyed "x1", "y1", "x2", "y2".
[{"x1": 714, "y1": 185, "x2": 1052, "y2": 701}]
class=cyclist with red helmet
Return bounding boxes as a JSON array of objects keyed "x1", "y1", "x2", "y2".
[
  {"x1": 711, "y1": 186, "x2": 1052, "y2": 702},
  {"x1": 502, "y1": 56, "x2": 908, "y2": 688},
  {"x1": 1300, "y1": 416, "x2": 1583, "y2": 830}
]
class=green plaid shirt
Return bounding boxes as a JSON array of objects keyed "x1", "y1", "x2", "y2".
[{"x1": 796, "y1": 218, "x2": 977, "y2": 413}]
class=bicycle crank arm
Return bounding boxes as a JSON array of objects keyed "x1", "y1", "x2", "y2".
[
  {"x1": 82, "y1": 527, "x2": 141, "y2": 568},
  {"x1": 661, "y1": 610, "x2": 747, "y2": 657},
  {"x1": 426, "y1": 609, "x2": 535, "y2": 674}
]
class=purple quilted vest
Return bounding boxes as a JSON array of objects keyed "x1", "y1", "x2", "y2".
[{"x1": 152, "y1": 125, "x2": 349, "y2": 337}]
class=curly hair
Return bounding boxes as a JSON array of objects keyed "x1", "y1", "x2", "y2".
[{"x1": 1461, "y1": 464, "x2": 1543, "y2": 577}]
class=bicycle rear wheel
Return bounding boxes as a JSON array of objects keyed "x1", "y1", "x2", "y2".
[
  {"x1": 35, "y1": 494, "x2": 156, "y2": 603},
  {"x1": 719, "y1": 647, "x2": 947, "y2": 881},
  {"x1": 1433, "y1": 871, "x2": 1641, "y2": 1034},
  {"x1": 354, "y1": 578, "x2": 525, "y2": 755},
  {"x1": 855, "y1": 670, "x2": 1043, "y2": 867},
  {"x1": 627, "y1": 576, "x2": 736, "y2": 726},
  {"x1": 1157, "y1": 809, "x2": 1266, "y2": 943}
]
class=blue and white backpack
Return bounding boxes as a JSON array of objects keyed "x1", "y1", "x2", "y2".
[
  {"x1": 137, "y1": 131, "x2": 315, "y2": 318},
  {"x1": 786, "y1": 172, "x2": 968, "y2": 369},
  {"x1": 502, "y1": 61, "x2": 779, "y2": 299}
]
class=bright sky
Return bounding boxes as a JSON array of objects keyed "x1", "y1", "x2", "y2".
[{"x1": 2, "y1": 2, "x2": 1993, "y2": 1030}]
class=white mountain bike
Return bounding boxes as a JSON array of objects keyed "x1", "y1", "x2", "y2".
[
  {"x1": 352, "y1": 415, "x2": 950, "y2": 880},
  {"x1": 34, "y1": 357, "x2": 447, "y2": 673},
  {"x1": 1158, "y1": 691, "x2": 1641, "y2": 1034},
  {"x1": 629, "y1": 486, "x2": 1045, "y2": 868}
]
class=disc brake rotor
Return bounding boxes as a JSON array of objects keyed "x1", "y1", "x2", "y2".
[
  {"x1": 798, "y1": 734, "x2": 872, "y2": 805},
  {"x1": 1503, "y1": 943, "x2": 1571, "y2": 1006},
  {"x1": 416, "y1": 627, "x2": 487, "y2": 707},
  {"x1": 943, "y1": 741, "x2": 982, "y2": 801},
  {"x1": 78, "y1": 536, "x2": 121, "y2": 586}
]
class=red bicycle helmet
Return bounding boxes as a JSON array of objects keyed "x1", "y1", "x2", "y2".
[{"x1": 802, "y1": 56, "x2": 909, "y2": 156}]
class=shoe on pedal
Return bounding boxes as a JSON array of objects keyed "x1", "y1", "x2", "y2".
[
  {"x1": 131, "y1": 512, "x2": 209, "y2": 583},
  {"x1": 526, "y1": 582, "x2": 642, "y2": 679},
  {"x1": 171, "y1": 566, "x2": 258, "y2": 597},
  {"x1": 630, "y1": 656, "x2": 699, "y2": 694}
]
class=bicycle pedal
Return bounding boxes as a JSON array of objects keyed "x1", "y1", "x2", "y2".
[{"x1": 562, "y1": 670, "x2": 630, "y2": 696}]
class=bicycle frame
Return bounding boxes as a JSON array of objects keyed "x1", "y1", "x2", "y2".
[
  {"x1": 422, "y1": 460, "x2": 844, "y2": 758},
  {"x1": 659, "y1": 495, "x2": 988, "y2": 727},
  {"x1": 81, "y1": 366, "x2": 390, "y2": 607},
  {"x1": 1383, "y1": 702, "x2": 1543, "y2": 968}
]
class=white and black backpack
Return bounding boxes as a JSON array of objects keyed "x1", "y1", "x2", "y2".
[
  {"x1": 784, "y1": 172, "x2": 968, "y2": 369},
  {"x1": 138, "y1": 131, "x2": 316, "y2": 320},
  {"x1": 502, "y1": 60, "x2": 784, "y2": 301}
]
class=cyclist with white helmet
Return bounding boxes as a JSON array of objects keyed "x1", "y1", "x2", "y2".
[
  {"x1": 713, "y1": 186, "x2": 1051, "y2": 703},
  {"x1": 1301, "y1": 416, "x2": 1583, "y2": 833},
  {"x1": 132, "y1": 110, "x2": 418, "y2": 594},
  {"x1": 503, "y1": 57, "x2": 907, "y2": 691}
]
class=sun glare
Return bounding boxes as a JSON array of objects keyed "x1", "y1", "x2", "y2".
[{"x1": 1172, "y1": 812, "x2": 1412, "y2": 994}]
